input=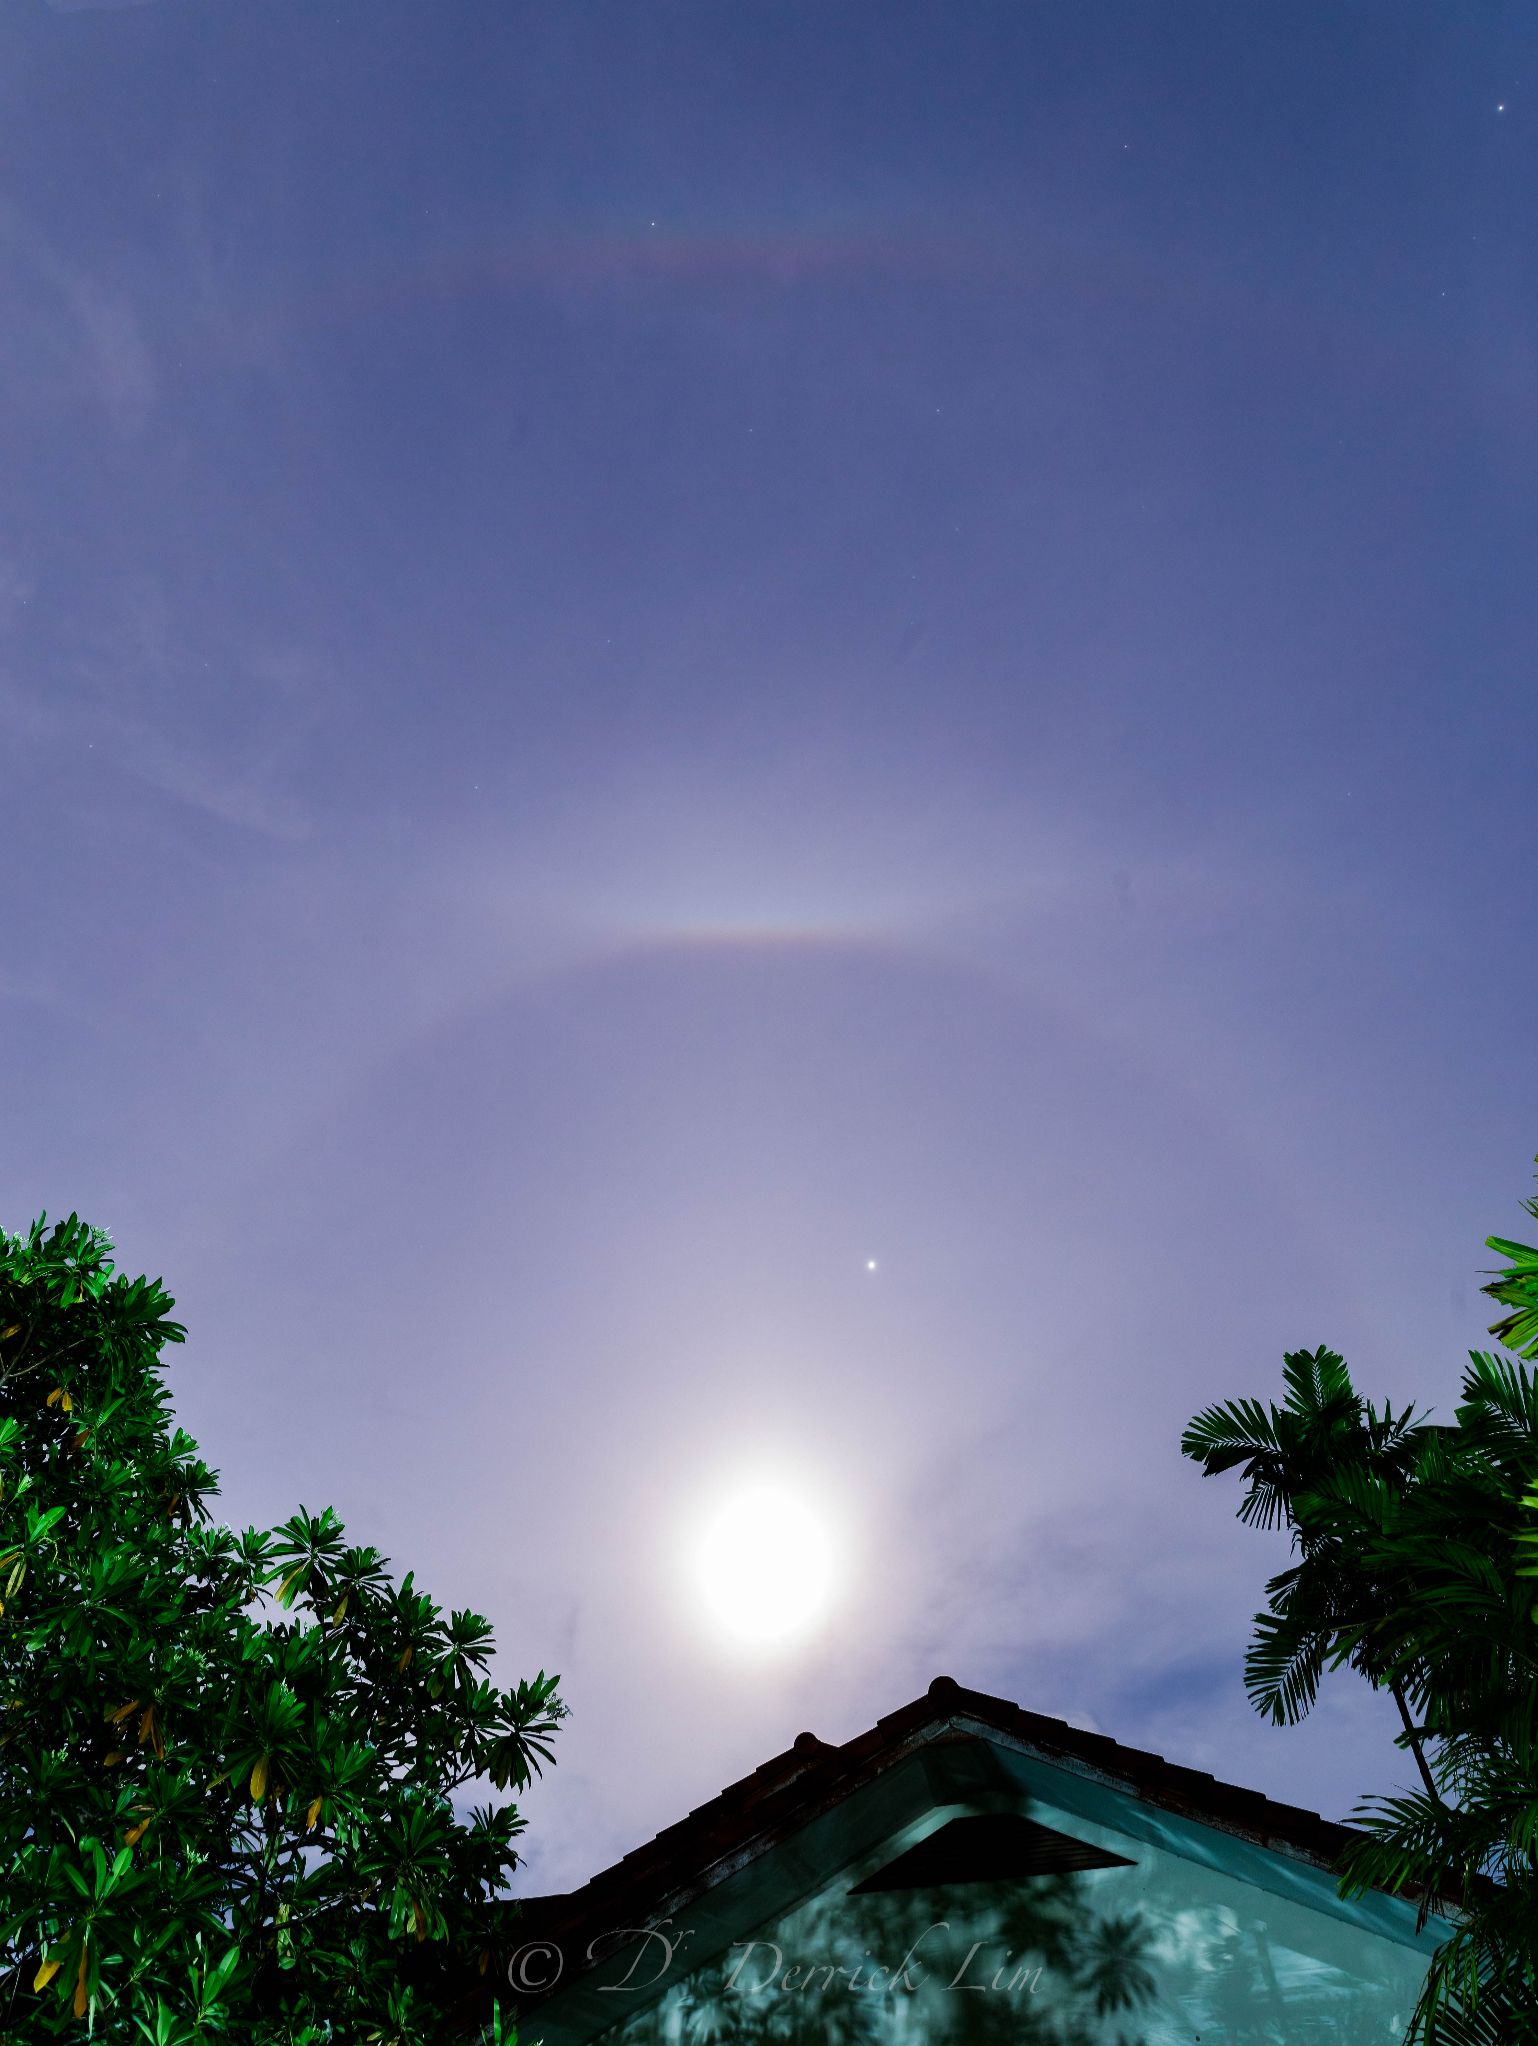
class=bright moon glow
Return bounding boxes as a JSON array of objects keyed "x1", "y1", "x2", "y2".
[{"x1": 693, "y1": 1481, "x2": 839, "y2": 1651}]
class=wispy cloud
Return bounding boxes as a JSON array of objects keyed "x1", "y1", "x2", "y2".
[
  {"x1": 0, "y1": 205, "x2": 155, "y2": 435},
  {"x1": 0, "y1": 559, "x2": 34, "y2": 632},
  {"x1": 0, "y1": 669, "x2": 308, "y2": 840},
  {"x1": 111, "y1": 714, "x2": 312, "y2": 840},
  {"x1": 0, "y1": 563, "x2": 318, "y2": 845}
]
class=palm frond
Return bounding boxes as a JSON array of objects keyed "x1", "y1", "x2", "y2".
[
  {"x1": 1281, "y1": 1344, "x2": 1358, "y2": 1421},
  {"x1": 1243, "y1": 1606, "x2": 1330, "y2": 1725},
  {"x1": 1456, "y1": 1351, "x2": 1538, "y2": 1463},
  {"x1": 1481, "y1": 1233, "x2": 1538, "y2": 1361},
  {"x1": 1179, "y1": 1397, "x2": 1284, "y2": 1471}
]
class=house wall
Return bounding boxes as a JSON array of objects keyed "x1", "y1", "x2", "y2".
[
  {"x1": 578, "y1": 1828, "x2": 1433, "y2": 2046},
  {"x1": 515, "y1": 1738, "x2": 1444, "y2": 2046}
]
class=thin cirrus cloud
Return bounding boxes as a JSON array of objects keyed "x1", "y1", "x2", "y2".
[{"x1": 0, "y1": 206, "x2": 156, "y2": 435}]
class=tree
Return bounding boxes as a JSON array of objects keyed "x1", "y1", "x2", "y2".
[
  {"x1": 1180, "y1": 1343, "x2": 1439, "y2": 1786},
  {"x1": 0, "y1": 1212, "x2": 562, "y2": 2042},
  {"x1": 1182, "y1": 1169, "x2": 1538, "y2": 2044}
]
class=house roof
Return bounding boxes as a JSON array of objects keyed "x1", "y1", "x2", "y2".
[{"x1": 453, "y1": 1673, "x2": 1451, "y2": 2035}]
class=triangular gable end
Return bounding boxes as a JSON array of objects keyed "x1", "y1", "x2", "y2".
[{"x1": 467, "y1": 1681, "x2": 1452, "y2": 2046}]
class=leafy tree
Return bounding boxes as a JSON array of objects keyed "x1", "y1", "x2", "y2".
[
  {"x1": 1182, "y1": 1169, "x2": 1538, "y2": 2044},
  {"x1": 0, "y1": 1212, "x2": 561, "y2": 2042}
]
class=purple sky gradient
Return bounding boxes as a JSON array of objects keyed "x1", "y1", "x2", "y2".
[{"x1": 5, "y1": 0, "x2": 1537, "y2": 1896}]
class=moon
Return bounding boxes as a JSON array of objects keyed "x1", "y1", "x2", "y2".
[{"x1": 691, "y1": 1479, "x2": 839, "y2": 1652}]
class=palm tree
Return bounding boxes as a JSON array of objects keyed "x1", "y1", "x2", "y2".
[
  {"x1": 1180, "y1": 1344, "x2": 1439, "y2": 1794},
  {"x1": 1181, "y1": 1180, "x2": 1538, "y2": 2044},
  {"x1": 1325, "y1": 1348, "x2": 1538, "y2": 2043}
]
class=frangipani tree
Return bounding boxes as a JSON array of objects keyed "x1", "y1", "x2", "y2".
[{"x1": 0, "y1": 1212, "x2": 559, "y2": 2043}]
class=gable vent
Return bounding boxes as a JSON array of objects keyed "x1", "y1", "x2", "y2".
[{"x1": 849, "y1": 1813, "x2": 1134, "y2": 1892}]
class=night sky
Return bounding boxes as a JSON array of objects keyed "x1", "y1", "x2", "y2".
[{"x1": 5, "y1": 1, "x2": 1537, "y2": 1897}]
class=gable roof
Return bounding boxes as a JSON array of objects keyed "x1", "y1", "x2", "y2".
[{"x1": 453, "y1": 1673, "x2": 1449, "y2": 2035}]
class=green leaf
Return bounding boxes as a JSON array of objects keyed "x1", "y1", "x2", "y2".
[{"x1": 0, "y1": 1208, "x2": 563, "y2": 2037}]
